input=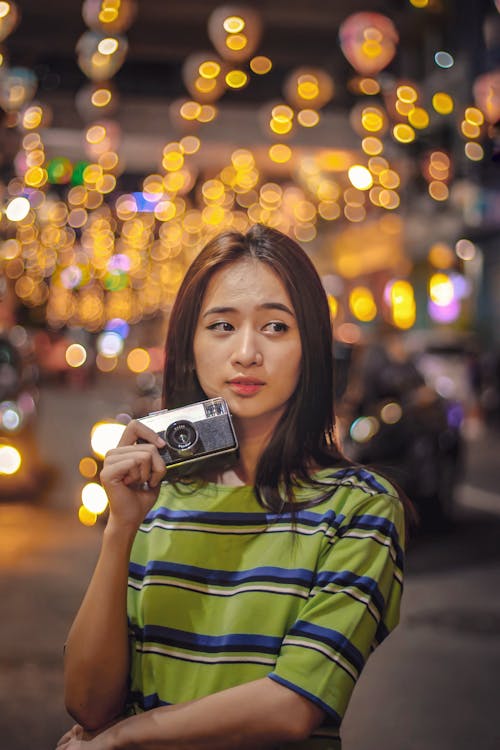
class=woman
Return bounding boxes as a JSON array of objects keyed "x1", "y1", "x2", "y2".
[{"x1": 58, "y1": 224, "x2": 406, "y2": 749}]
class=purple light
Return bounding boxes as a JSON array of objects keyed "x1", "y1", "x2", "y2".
[
  {"x1": 60, "y1": 265, "x2": 83, "y2": 289},
  {"x1": 105, "y1": 318, "x2": 130, "y2": 339},
  {"x1": 108, "y1": 254, "x2": 131, "y2": 272},
  {"x1": 428, "y1": 298, "x2": 460, "y2": 323}
]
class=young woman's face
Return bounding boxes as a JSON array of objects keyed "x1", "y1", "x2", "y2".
[{"x1": 193, "y1": 259, "x2": 302, "y2": 430}]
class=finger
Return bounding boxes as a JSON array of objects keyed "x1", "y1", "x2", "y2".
[
  {"x1": 117, "y1": 419, "x2": 166, "y2": 449},
  {"x1": 149, "y1": 450, "x2": 167, "y2": 487},
  {"x1": 101, "y1": 456, "x2": 150, "y2": 487}
]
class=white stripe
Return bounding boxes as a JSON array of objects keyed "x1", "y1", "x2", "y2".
[
  {"x1": 311, "y1": 583, "x2": 381, "y2": 622},
  {"x1": 137, "y1": 644, "x2": 276, "y2": 666},
  {"x1": 283, "y1": 637, "x2": 358, "y2": 681},
  {"x1": 457, "y1": 484, "x2": 500, "y2": 516},
  {"x1": 129, "y1": 576, "x2": 309, "y2": 599},
  {"x1": 141, "y1": 519, "x2": 329, "y2": 536}
]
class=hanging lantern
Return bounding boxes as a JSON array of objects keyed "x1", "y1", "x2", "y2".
[
  {"x1": 283, "y1": 67, "x2": 334, "y2": 110},
  {"x1": 473, "y1": 70, "x2": 500, "y2": 124},
  {"x1": 182, "y1": 52, "x2": 227, "y2": 103},
  {"x1": 207, "y1": 5, "x2": 262, "y2": 62},
  {"x1": 76, "y1": 31, "x2": 128, "y2": 82},
  {"x1": 0, "y1": 66, "x2": 37, "y2": 111},
  {"x1": 339, "y1": 12, "x2": 399, "y2": 76},
  {"x1": 0, "y1": 1, "x2": 20, "y2": 43},
  {"x1": 82, "y1": 0, "x2": 137, "y2": 34}
]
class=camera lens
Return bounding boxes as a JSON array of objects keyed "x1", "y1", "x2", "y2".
[{"x1": 165, "y1": 420, "x2": 198, "y2": 452}]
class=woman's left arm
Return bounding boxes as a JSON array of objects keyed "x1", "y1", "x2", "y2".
[{"x1": 57, "y1": 676, "x2": 324, "y2": 749}]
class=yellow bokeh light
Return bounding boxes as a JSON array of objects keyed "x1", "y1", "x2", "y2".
[
  {"x1": 465, "y1": 107, "x2": 484, "y2": 126},
  {"x1": 198, "y1": 104, "x2": 217, "y2": 122},
  {"x1": 24, "y1": 167, "x2": 47, "y2": 188},
  {"x1": 82, "y1": 482, "x2": 109, "y2": 514},
  {"x1": 250, "y1": 56, "x2": 272, "y2": 75},
  {"x1": 327, "y1": 295, "x2": 338, "y2": 319},
  {"x1": 78, "y1": 505, "x2": 97, "y2": 527},
  {"x1": 461, "y1": 121, "x2": 480, "y2": 139},
  {"x1": 393, "y1": 123, "x2": 415, "y2": 143},
  {"x1": 180, "y1": 135, "x2": 200, "y2": 154},
  {"x1": 361, "y1": 135, "x2": 384, "y2": 156},
  {"x1": 66, "y1": 344, "x2": 87, "y2": 368},
  {"x1": 429, "y1": 272, "x2": 454, "y2": 306},
  {"x1": 223, "y1": 15, "x2": 245, "y2": 33},
  {"x1": 91, "y1": 421, "x2": 126, "y2": 459},
  {"x1": 79, "y1": 456, "x2": 98, "y2": 479},
  {"x1": 127, "y1": 348, "x2": 151, "y2": 373},
  {"x1": 410, "y1": 0, "x2": 429, "y2": 6},
  {"x1": 225, "y1": 33, "x2": 247, "y2": 51},
  {"x1": 297, "y1": 109, "x2": 320, "y2": 127},
  {"x1": 397, "y1": 85, "x2": 418, "y2": 103},
  {"x1": 163, "y1": 151, "x2": 184, "y2": 172},
  {"x1": 268, "y1": 144, "x2": 292, "y2": 163},
  {"x1": 379, "y1": 169, "x2": 400, "y2": 189},
  {"x1": 225, "y1": 70, "x2": 248, "y2": 88},
  {"x1": 428, "y1": 242, "x2": 454, "y2": 269},
  {"x1": 361, "y1": 107, "x2": 385, "y2": 132},
  {"x1": 408, "y1": 107, "x2": 429, "y2": 129},
  {"x1": 97, "y1": 37, "x2": 119, "y2": 55},
  {"x1": 395, "y1": 100, "x2": 414, "y2": 116},
  {"x1": 318, "y1": 201, "x2": 340, "y2": 220},
  {"x1": 432, "y1": 92, "x2": 454, "y2": 115},
  {"x1": 0, "y1": 445, "x2": 22, "y2": 475},
  {"x1": 199, "y1": 61, "x2": 221, "y2": 79},
  {"x1": 349, "y1": 286, "x2": 377, "y2": 322},
  {"x1": 464, "y1": 142, "x2": 484, "y2": 161},
  {"x1": 91, "y1": 88, "x2": 113, "y2": 107},
  {"x1": 428, "y1": 181, "x2": 449, "y2": 201},
  {"x1": 270, "y1": 118, "x2": 292, "y2": 135},
  {"x1": 359, "y1": 77, "x2": 380, "y2": 95},
  {"x1": 180, "y1": 100, "x2": 201, "y2": 120},
  {"x1": 348, "y1": 165, "x2": 373, "y2": 190},
  {"x1": 271, "y1": 104, "x2": 294, "y2": 122}
]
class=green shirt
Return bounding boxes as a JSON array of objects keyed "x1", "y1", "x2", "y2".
[{"x1": 127, "y1": 467, "x2": 405, "y2": 749}]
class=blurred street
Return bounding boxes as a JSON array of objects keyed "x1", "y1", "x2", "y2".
[{"x1": 0, "y1": 376, "x2": 499, "y2": 750}]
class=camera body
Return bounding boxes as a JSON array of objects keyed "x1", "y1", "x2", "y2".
[{"x1": 137, "y1": 397, "x2": 238, "y2": 472}]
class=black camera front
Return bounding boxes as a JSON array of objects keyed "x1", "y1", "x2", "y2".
[{"x1": 165, "y1": 421, "x2": 198, "y2": 454}]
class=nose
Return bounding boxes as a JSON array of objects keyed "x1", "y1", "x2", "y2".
[{"x1": 230, "y1": 326, "x2": 262, "y2": 367}]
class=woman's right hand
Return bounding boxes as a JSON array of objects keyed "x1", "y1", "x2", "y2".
[{"x1": 99, "y1": 420, "x2": 167, "y2": 530}]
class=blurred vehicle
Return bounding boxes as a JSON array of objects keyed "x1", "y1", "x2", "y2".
[
  {"x1": 0, "y1": 333, "x2": 47, "y2": 497},
  {"x1": 339, "y1": 337, "x2": 465, "y2": 529}
]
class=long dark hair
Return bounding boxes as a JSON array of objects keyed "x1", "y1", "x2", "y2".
[{"x1": 163, "y1": 224, "x2": 346, "y2": 510}]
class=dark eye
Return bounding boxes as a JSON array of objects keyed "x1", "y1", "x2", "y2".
[
  {"x1": 207, "y1": 321, "x2": 233, "y2": 332},
  {"x1": 265, "y1": 321, "x2": 289, "y2": 333}
]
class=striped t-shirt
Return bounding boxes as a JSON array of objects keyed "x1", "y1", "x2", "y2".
[{"x1": 127, "y1": 466, "x2": 405, "y2": 749}]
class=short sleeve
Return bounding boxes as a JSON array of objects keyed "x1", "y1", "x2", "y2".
[{"x1": 268, "y1": 490, "x2": 405, "y2": 724}]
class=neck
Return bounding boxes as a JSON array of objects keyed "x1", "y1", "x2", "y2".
[{"x1": 219, "y1": 412, "x2": 282, "y2": 486}]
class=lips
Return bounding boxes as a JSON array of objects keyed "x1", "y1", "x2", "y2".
[{"x1": 227, "y1": 376, "x2": 265, "y2": 396}]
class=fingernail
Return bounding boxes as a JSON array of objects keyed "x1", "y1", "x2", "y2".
[{"x1": 157, "y1": 437, "x2": 166, "y2": 446}]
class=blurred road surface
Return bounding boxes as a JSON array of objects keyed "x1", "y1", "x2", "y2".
[{"x1": 0, "y1": 377, "x2": 499, "y2": 750}]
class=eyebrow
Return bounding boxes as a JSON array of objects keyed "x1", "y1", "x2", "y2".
[{"x1": 202, "y1": 302, "x2": 296, "y2": 318}]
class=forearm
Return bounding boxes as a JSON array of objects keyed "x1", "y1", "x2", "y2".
[
  {"x1": 102, "y1": 677, "x2": 323, "y2": 749},
  {"x1": 64, "y1": 519, "x2": 137, "y2": 729}
]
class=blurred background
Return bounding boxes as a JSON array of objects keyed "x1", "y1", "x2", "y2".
[{"x1": 0, "y1": 1, "x2": 499, "y2": 748}]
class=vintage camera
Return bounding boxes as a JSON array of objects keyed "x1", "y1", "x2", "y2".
[{"x1": 137, "y1": 397, "x2": 238, "y2": 473}]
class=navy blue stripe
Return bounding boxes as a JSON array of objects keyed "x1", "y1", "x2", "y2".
[
  {"x1": 314, "y1": 569, "x2": 385, "y2": 616},
  {"x1": 128, "y1": 691, "x2": 170, "y2": 711},
  {"x1": 142, "y1": 506, "x2": 345, "y2": 530},
  {"x1": 268, "y1": 673, "x2": 342, "y2": 724},
  {"x1": 326, "y1": 467, "x2": 390, "y2": 495},
  {"x1": 132, "y1": 624, "x2": 283, "y2": 655},
  {"x1": 287, "y1": 620, "x2": 365, "y2": 673},
  {"x1": 129, "y1": 560, "x2": 314, "y2": 589},
  {"x1": 339, "y1": 512, "x2": 404, "y2": 569}
]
